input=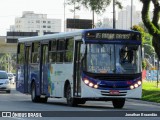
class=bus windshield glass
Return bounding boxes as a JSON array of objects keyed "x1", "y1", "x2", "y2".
[{"x1": 82, "y1": 44, "x2": 141, "y2": 74}]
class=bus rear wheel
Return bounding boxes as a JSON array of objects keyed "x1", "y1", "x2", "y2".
[
  {"x1": 66, "y1": 84, "x2": 77, "y2": 106},
  {"x1": 40, "y1": 97, "x2": 48, "y2": 103},
  {"x1": 112, "y1": 98, "x2": 125, "y2": 109},
  {"x1": 31, "y1": 82, "x2": 40, "y2": 102}
]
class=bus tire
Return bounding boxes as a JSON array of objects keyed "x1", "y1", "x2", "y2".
[
  {"x1": 31, "y1": 82, "x2": 40, "y2": 102},
  {"x1": 66, "y1": 84, "x2": 77, "y2": 106},
  {"x1": 112, "y1": 98, "x2": 125, "y2": 109},
  {"x1": 77, "y1": 99, "x2": 86, "y2": 104},
  {"x1": 40, "y1": 97, "x2": 48, "y2": 103}
]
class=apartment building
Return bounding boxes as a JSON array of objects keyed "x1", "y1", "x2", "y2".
[{"x1": 10, "y1": 11, "x2": 62, "y2": 35}]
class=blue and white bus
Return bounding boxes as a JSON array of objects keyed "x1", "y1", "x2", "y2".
[{"x1": 16, "y1": 28, "x2": 142, "y2": 108}]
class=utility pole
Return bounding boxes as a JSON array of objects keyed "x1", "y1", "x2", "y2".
[
  {"x1": 131, "y1": 0, "x2": 133, "y2": 28},
  {"x1": 92, "y1": 10, "x2": 95, "y2": 28},
  {"x1": 113, "y1": 0, "x2": 116, "y2": 29},
  {"x1": 64, "y1": 0, "x2": 66, "y2": 32}
]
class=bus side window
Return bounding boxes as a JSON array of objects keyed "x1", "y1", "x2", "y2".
[
  {"x1": 56, "y1": 39, "x2": 65, "y2": 62},
  {"x1": 31, "y1": 42, "x2": 40, "y2": 63},
  {"x1": 49, "y1": 40, "x2": 57, "y2": 63},
  {"x1": 17, "y1": 43, "x2": 25, "y2": 64},
  {"x1": 64, "y1": 38, "x2": 74, "y2": 62}
]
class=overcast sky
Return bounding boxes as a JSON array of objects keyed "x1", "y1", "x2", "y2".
[{"x1": 0, "y1": 0, "x2": 143, "y2": 36}]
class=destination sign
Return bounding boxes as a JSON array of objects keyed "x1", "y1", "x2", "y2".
[{"x1": 85, "y1": 32, "x2": 141, "y2": 40}]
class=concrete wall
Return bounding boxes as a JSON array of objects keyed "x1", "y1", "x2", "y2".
[{"x1": 0, "y1": 36, "x2": 17, "y2": 53}]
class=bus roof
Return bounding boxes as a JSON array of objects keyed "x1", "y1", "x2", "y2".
[{"x1": 18, "y1": 28, "x2": 140, "y2": 43}]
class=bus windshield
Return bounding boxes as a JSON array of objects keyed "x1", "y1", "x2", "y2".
[{"x1": 82, "y1": 44, "x2": 141, "y2": 74}]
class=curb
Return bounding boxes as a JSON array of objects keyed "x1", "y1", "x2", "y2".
[{"x1": 127, "y1": 98, "x2": 160, "y2": 106}]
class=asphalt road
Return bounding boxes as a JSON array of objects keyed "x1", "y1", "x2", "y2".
[{"x1": 0, "y1": 84, "x2": 159, "y2": 120}]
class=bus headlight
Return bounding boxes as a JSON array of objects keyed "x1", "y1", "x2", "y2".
[
  {"x1": 89, "y1": 83, "x2": 94, "y2": 87},
  {"x1": 134, "y1": 84, "x2": 138, "y2": 88},
  {"x1": 84, "y1": 79, "x2": 89, "y2": 84},
  {"x1": 83, "y1": 78, "x2": 99, "y2": 89},
  {"x1": 130, "y1": 85, "x2": 134, "y2": 89},
  {"x1": 94, "y1": 85, "x2": 98, "y2": 89},
  {"x1": 130, "y1": 80, "x2": 141, "y2": 90},
  {"x1": 137, "y1": 81, "x2": 141, "y2": 85}
]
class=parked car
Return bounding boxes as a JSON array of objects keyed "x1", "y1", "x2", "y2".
[
  {"x1": 13, "y1": 73, "x2": 16, "y2": 81},
  {"x1": 0, "y1": 70, "x2": 11, "y2": 93},
  {"x1": 7, "y1": 73, "x2": 15, "y2": 84}
]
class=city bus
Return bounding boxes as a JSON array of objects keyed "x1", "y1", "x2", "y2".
[{"x1": 16, "y1": 28, "x2": 142, "y2": 108}]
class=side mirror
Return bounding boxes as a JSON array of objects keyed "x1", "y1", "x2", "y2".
[{"x1": 80, "y1": 44, "x2": 86, "y2": 54}]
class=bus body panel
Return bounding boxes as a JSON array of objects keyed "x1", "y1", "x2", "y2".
[
  {"x1": 30, "y1": 64, "x2": 40, "y2": 95},
  {"x1": 42, "y1": 64, "x2": 50, "y2": 96},
  {"x1": 17, "y1": 65, "x2": 25, "y2": 93},
  {"x1": 81, "y1": 81, "x2": 142, "y2": 98},
  {"x1": 48, "y1": 63, "x2": 73, "y2": 97}
]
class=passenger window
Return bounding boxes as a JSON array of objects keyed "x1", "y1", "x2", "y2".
[
  {"x1": 64, "y1": 38, "x2": 74, "y2": 62},
  {"x1": 17, "y1": 43, "x2": 25, "y2": 64},
  {"x1": 49, "y1": 40, "x2": 57, "y2": 63},
  {"x1": 31, "y1": 42, "x2": 40, "y2": 63}
]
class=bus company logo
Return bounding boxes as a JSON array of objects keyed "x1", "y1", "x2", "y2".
[
  {"x1": 54, "y1": 71, "x2": 63, "y2": 76},
  {"x1": 2, "y1": 112, "x2": 11, "y2": 117}
]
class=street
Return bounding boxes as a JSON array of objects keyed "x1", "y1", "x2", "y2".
[{"x1": 0, "y1": 84, "x2": 159, "y2": 120}]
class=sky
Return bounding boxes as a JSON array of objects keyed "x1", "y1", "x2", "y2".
[{"x1": 0, "y1": 0, "x2": 143, "y2": 36}]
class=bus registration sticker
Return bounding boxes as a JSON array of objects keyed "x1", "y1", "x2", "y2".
[{"x1": 109, "y1": 90, "x2": 119, "y2": 95}]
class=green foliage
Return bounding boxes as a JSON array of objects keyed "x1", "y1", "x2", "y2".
[
  {"x1": 142, "y1": 60, "x2": 147, "y2": 70},
  {"x1": 138, "y1": 22, "x2": 148, "y2": 33},
  {"x1": 132, "y1": 25, "x2": 145, "y2": 43},
  {"x1": 0, "y1": 53, "x2": 16, "y2": 72},
  {"x1": 131, "y1": 25, "x2": 155, "y2": 61},
  {"x1": 140, "y1": 0, "x2": 160, "y2": 58},
  {"x1": 67, "y1": 0, "x2": 122, "y2": 14},
  {"x1": 142, "y1": 81, "x2": 160, "y2": 103}
]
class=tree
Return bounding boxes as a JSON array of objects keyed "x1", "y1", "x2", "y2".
[
  {"x1": 67, "y1": 0, "x2": 81, "y2": 18},
  {"x1": 67, "y1": 0, "x2": 122, "y2": 13},
  {"x1": 132, "y1": 25, "x2": 154, "y2": 55},
  {"x1": 140, "y1": 0, "x2": 160, "y2": 59},
  {"x1": 67, "y1": 0, "x2": 122, "y2": 27}
]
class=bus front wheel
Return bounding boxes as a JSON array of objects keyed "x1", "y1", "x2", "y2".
[
  {"x1": 66, "y1": 84, "x2": 77, "y2": 106},
  {"x1": 112, "y1": 98, "x2": 125, "y2": 109}
]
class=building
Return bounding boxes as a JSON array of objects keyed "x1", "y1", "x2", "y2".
[
  {"x1": 117, "y1": 5, "x2": 136, "y2": 29},
  {"x1": 117, "y1": 5, "x2": 153, "y2": 30},
  {"x1": 10, "y1": 11, "x2": 62, "y2": 35},
  {"x1": 100, "y1": 5, "x2": 153, "y2": 30},
  {"x1": 100, "y1": 18, "x2": 113, "y2": 28}
]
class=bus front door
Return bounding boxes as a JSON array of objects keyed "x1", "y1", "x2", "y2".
[
  {"x1": 74, "y1": 41, "x2": 82, "y2": 97},
  {"x1": 40, "y1": 44, "x2": 48, "y2": 95}
]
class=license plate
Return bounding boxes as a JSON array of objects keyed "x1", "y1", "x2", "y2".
[{"x1": 109, "y1": 90, "x2": 119, "y2": 95}]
